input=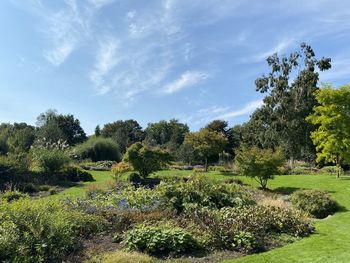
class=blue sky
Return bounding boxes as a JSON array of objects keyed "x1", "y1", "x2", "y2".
[{"x1": 1, "y1": 0, "x2": 350, "y2": 134}]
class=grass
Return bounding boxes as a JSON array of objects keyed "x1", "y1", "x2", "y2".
[
  {"x1": 51, "y1": 170, "x2": 114, "y2": 199},
  {"x1": 50, "y1": 169, "x2": 350, "y2": 262}
]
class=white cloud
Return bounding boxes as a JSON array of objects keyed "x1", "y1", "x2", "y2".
[
  {"x1": 215, "y1": 100, "x2": 263, "y2": 120},
  {"x1": 163, "y1": 71, "x2": 209, "y2": 94},
  {"x1": 90, "y1": 37, "x2": 119, "y2": 95}
]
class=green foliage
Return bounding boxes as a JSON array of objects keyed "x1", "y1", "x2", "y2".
[
  {"x1": 36, "y1": 109, "x2": 87, "y2": 145},
  {"x1": 144, "y1": 119, "x2": 189, "y2": 154},
  {"x1": 1, "y1": 190, "x2": 29, "y2": 202},
  {"x1": 80, "y1": 160, "x2": 116, "y2": 171},
  {"x1": 123, "y1": 142, "x2": 172, "y2": 178},
  {"x1": 0, "y1": 199, "x2": 106, "y2": 262},
  {"x1": 184, "y1": 129, "x2": 228, "y2": 171},
  {"x1": 64, "y1": 166, "x2": 94, "y2": 182},
  {"x1": 124, "y1": 223, "x2": 198, "y2": 256},
  {"x1": 101, "y1": 119, "x2": 144, "y2": 153},
  {"x1": 157, "y1": 177, "x2": 254, "y2": 213},
  {"x1": 307, "y1": 84, "x2": 350, "y2": 177},
  {"x1": 74, "y1": 137, "x2": 121, "y2": 162},
  {"x1": 291, "y1": 189, "x2": 338, "y2": 218},
  {"x1": 31, "y1": 139, "x2": 71, "y2": 173},
  {"x1": 235, "y1": 146, "x2": 285, "y2": 189},
  {"x1": 253, "y1": 43, "x2": 331, "y2": 160}
]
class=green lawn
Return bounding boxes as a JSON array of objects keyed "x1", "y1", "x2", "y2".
[
  {"x1": 52, "y1": 170, "x2": 114, "y2": 198},
  {"x1": 223, "y1": 174, "x2": 350, "y2": 263},
  {"x1": 52, "y1": 170, "x2": 350, "y2": 262}
]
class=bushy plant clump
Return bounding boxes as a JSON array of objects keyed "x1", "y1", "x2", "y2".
[
  {"x1": 124, "y1": 223, "x2": 198, "y2": 256},
  {"x1": 79, "y1": 160, "x2": 116, "y2": 171},
  {"x1": 74, "y1": 137, "x2": 121, "y2": 162},
  {"x1": 291, "y1": 189, "x2": 338, "y2": 218},
  {"x1": 0, "y1": 199, "x2": 106, "y2": 263},
  {"x1": 63, "y1": 166, "x2": 94, "y2": 182},
  {"x1": 0, "y1": 190, "x2": 29, "y2": 202}
]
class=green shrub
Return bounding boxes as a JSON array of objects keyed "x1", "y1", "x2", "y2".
[
  {"x1": 157, "y1": 177, "x2": 255, "y2": 213},
  {"x1": 32, "y1": 148, "x2": 70, "y2": 173},
  {"x1": 235, "y1": 146, "x2": 285, "y2": 189},
  {"x1": 74, "y1": 137, "x2": 121, "y2": 162},
  {"x1": 80, "y1": 160, "x2": 116, "y2": 171},
  {"x1": 64, "y1": 166, "x2": 94, "y2": 182},
  {"x1": 291, "y1": 189, "x2": 338, "y2": 218},
  {"x1": 124, "y1": 223, "x2": 198, "y2": 256},
  {"x1": 208, "y1": 165, "x2": 232, "y2": 173},
  {"x1": 0, "y1": 199, "x2": 107, "y2": 262},
  {"x1": 1, "y1": 190, "x2": 29, "y2": 202}
]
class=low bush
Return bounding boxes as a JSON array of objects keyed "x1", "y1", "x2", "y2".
[
  {"x1": 111, "y1": 161, "x2": 133, "y2": 177},
  {"x1": 1, "y1": 190, "x2": 29, "y2": 202},
  {"x1": 208, "y1": 165, "x2": 232, "y2": 173},
  {"x1": 64, "y1": 166, "x2": 94, "y2": 182},
  {"x1": 80, "y1": 160, "x2": 116, "y2": 171},
  {"x1": 0, "y1": 199, "x2": 107, "y2": 262},
  {"x1": 288, "y1": 166, "x2": 318, "y2": 175},
  {"x1": 124, "y1": 223, "x2": 199, "y2": 256},
  {"x1": 291, "y1": 189, "x2": 338, "y2": 218},
  {"x1": 31, "y1": 147, "x2": 71, "y2": 173}
]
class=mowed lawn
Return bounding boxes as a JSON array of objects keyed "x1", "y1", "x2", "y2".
[{"x1": 54, "y1": 170, "x2": 350, "y2": 262}]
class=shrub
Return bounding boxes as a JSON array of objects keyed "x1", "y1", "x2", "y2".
[
  {"x1": 91, "y1": 251, "x2": 154, "y2": 263},
  {"x1": 112, "y1": 161, "x2": 133, "y2": 177},
  {"x1": 123, "y1": 142, "x2": 172, "y2": 178},
  {"x1": 208, "y1": 165, "x2": 232, "y2": 173},
  {"x1": 31, "y1": 139, "x2": 71, "y2": 173},
  {"x1": 80, "y1": 160, "x2": 116, "y2": 171},
  {"x1": 74, "y1": 137, "x2": 121, "y2": 162},
  {"x1": 235, "y1": 146, "x2": 285, "y2": 189},
  {"x1": 157, "y1": 177, "x2": 255, "y2": 213},
  {"x1": 0, "y1": 199, "x2": 106, "y2": 262},
  {"x1": 64, "y1": 166, "x2": 94, "y2": 182},
  {"x1": 291, "y1": 189, "x2": 338, "y2": 218},
  {"x1": 124, "y1": 223, "x2": 198, "y2": 256},
  {"x1": 186, "y1": 205, "x2": 314, "y2": 251},
  {"x1": 1, "y1": 190, "x2": 29, "y2": 202}
]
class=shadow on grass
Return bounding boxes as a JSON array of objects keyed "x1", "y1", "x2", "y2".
[{"x1": 272, "y1": 186, "x2": 301, "y2": 195}]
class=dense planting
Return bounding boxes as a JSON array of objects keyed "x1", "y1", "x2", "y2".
[{"x1": 291, "y1": 189, "x2": 338, "y2": 218}]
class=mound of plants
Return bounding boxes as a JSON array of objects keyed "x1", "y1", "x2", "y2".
[
  {"x1": 123, "y1": 223, "x2": 199, "y2": 256},
  {"x1": 80, "y1": 160, "x2": 116, "y2": 171},
  {"x1": 0, "y1": 198, "x2": 107, "y2": 263},
  {"x1": 291, "y1": 189, "x2": 338, "y2": 218}
]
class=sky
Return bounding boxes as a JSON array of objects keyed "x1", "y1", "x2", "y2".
[{"x1": 1, "y1": 0, "x2": 350, "y2": 134}]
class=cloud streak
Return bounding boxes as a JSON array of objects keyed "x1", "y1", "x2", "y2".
[{"x1": 163, "y1": 71, "x2": 209, "y2": 94}]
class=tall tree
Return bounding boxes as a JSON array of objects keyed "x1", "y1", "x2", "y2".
[
  {"x1": 101, "y1": 120, "x2": 144, "y2": 153},
  {"x1": 184, "y1": 129, "x2": 227, "y2": 171},
  {"x1": 36, "y1": 110, "x2": 87, "y2": 145},
  {"x1": 144, "y1": 119, "x2": 189, "y2": 153},
  {"x1": 254, "y1": 42, "x2": 331, "y2": 162},
  {"x1": 307, "y1": 84, "x2": 350, "y2": 178}
]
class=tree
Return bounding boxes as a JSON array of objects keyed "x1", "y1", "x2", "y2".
[
  {"x1": 144, "y1": 119, "x2": 189, "y2": 154},
  {"x1": 307, "y1": 84, "x2": 350, "y2": 178},
  {"x1": 184, "y1": 129, "x2": 228, "y2": 171},
  {"x1": 7, "y1": 125, "x2": 35, "y2": 153},
  {"x1": 101, "y1": 120, "x2": 144, "y2": 153},
  {"x1": 235, "y1": 146, "x2": 285, "y2": 189},
  {"x1": 254, "y1": 43, "x2": 331, "y2": 162},
  {"x1": 123, "y1": 142, "x2": 172, "y2": 178},
  {"x1": 36, "y1": 110, "x2": 87, "y2": 145},
  {"x1": 95, "y1": 125, "x2": 101, "y2": 137}
]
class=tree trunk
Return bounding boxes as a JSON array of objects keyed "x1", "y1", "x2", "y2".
[
  {"x1": 336, "y1": 155, "x2": 340, "y2": 179},
  {"x1": 205, "y1": 157, "x2": 208, "y2": 172}
]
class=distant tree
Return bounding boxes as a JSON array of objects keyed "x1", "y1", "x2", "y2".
[
  {"x1": 123, "y1": 142, "x2": 173, "y2": 178},
  {"x1": 101, "y1": 120, "x2": 144, "y2": 153},
  {"x1": 7, "y1": 125, "x2": 35, "y2": 153},
  {"x1": 176, "y1": 143, "x2": 198, "y2": 165},
  {"x1": 144, "y1": 119, "x2": 189, "y2": 154},
  {"x1": 184, "y1": 129, "x2": 228, "y2": 171},
  {"x1": 36, "y1": 109, "x2": 87, "y2": 145},
  {"x1": 95, "y1": 125, "x2": 101, "y2": 137},
  {"x1": 235, "y1": 146, "x2": 285, "y2": 189},
  {"x1": 307, "y1": 84, "x2": 350, "y2": 178},
  {"x1": 254, "y1": 42, "x2": 331, "y2": 162}
]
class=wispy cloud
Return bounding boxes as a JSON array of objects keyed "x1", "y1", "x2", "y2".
[
  {"x1": 90, "y1": 37, "x2": 119, "y2": 95},
  {"x1": 163, "y1": 71, "x2": 209, "y2": 94},
  {"x1": 214, "y1": 100, "x2": 263, "y2": 120}
]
